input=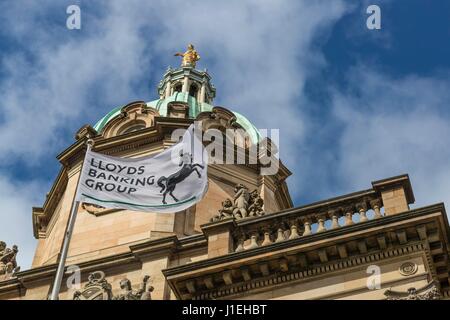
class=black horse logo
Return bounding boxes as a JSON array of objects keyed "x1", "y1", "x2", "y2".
[{"x1": 157, "y1": 152, "x2": 204, "y2": 204}]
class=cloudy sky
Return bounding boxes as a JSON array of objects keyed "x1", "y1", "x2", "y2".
[{"x1": 1, "y1": 0, "x2": 450, "y2": 269}]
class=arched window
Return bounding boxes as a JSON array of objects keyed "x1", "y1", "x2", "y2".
[
  {"x1": 122, "y1": 124, "x2": 146, "y2": 134},
  {"x1": 174, "y1": 83, "x2": 182, "y2": 93},
  {"x1": 119, "y1": 120, "x2": 147, "y2": 135},
  {"x1": 189, "y1": 84, "x2": 198, "y2": 99}
]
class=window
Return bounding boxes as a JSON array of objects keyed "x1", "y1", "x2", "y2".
[
  {"x1": 122, "y1": 124, "x2": 146, "y2": 134},
  {"x1": 119, "y1": 120, "x2": 147, "y2": 135},
  {"x1": 189, "y1": 84, "x2": 198, "y2": 99},
  {"x1": 174, "y1": 83, "x2": 182, "y2": 93}
]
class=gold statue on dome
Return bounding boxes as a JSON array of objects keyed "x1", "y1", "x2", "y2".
[{"x1": 174, "y1": 44, "x2": 200, "y2": 68}]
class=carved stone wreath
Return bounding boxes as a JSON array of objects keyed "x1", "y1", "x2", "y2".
[{"x1": 399, "y1": 262, "x2": 418, "y2": 276}]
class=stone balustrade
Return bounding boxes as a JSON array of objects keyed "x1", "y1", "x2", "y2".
[
  {"x1": 201, "y1": 174, "x2": 415, "y2": 258},
  {"x1": 232, "y1": 195, "x2": 384, "y2": 253}
]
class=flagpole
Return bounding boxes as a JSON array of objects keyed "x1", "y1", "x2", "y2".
[{"x1": 49, "y1": 139, "x2": 93, "y2": 300}]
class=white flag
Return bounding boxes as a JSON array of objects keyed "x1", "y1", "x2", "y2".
[{"x1": 76, "y1": 125, "x2": 208, "y2": 213}]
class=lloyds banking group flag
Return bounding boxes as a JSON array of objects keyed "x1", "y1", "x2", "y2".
[{"x1": 75, "y1": 124, "x2": 208, "y2": 213}]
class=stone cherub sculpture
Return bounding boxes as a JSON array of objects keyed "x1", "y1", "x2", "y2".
[
  {"x1": 248, "y1": 189, "x2": 265, "y2": 217},
  {"x1": 0, "y1": 241, "x2": 20, "y2": 277},
  {"x1": 211, "y1": 185, "x2": 265, "y2": 222},
  {"x1": 112, "y1": 275, "x2": 154, "y2": 300},
  {"x1": 232, "y1": 184, "x2": 251, "y2": 219},
  {"x1": 174, "y1": 44, "x2": 201, "y2": 68},
  {"x1": 211, "y1": 199, "x2": 235, "y2": 222}
]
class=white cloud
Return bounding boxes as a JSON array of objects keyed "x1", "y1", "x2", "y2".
[
  {"x1": 329, "y1": 67, "x2": 450, "y2": 209},
  {"x1": 0, "y1": 176, "x2": 42, "y2": 269}
]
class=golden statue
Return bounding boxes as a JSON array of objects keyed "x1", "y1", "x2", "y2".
[{"x1": 174, "y1": 44, "x2": 200, "y2": 68}]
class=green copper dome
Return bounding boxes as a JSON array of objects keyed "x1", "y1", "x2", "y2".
[{"x1": 93, "y1": 92, "x2": 261, "y2": 143}]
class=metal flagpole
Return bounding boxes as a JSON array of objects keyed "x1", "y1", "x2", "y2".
[{"x1": 49, "y1": 139, "x2": 93, "y2": 300}]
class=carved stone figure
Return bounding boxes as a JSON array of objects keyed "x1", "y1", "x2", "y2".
[
  {"x1": 211, "y1": 199, "x2": 235, "y2": 222},
  {"x1": 384, "y1": 280, "x2": 441, "y2": 300},
  {"x1": 112, "y1": 275, "x2": 154, "y2": 300},
  {"x1": 232, "y1": 184, "x2": 250, "y2": 219},
  {"x1": 0, "y1": 242, "x2": 20, "y2": 278},
  {"x1": 73, "y1": 271, "x2": 154, "y2": 300},
  {"x1": 73, "y1": 271, "x2": 113, "y2": 300},
  {"x1": 174, "y1": 44, "x2": 201, "y2": 68},
  {"x1": 248, "y1": 190, "x2": 265, "y2": 217},
  {"x1": 211, "y1": 185, "x2": 265, "y2": 221}
]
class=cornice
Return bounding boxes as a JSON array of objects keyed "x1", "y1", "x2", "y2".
[{"x1": 191, "y1": 242, "x2": 429, "y2": 300}]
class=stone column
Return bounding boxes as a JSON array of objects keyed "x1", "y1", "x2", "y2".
[
  {"x1": 200, "y1": 83, "x2": 206, "y2": 102},
  {"x1": 182, "y1": 76, "x2": 189, "y2": 93},
  {"x1": 165, "y1": 82, "x2": 171, "y2": 98}
]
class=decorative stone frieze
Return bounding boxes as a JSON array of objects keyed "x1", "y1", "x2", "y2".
[{"x1": 189, "y1": 242, "x2": 428, "y2": 300}]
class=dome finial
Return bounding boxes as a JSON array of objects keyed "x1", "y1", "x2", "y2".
[{"x1": 174, "y1": 44, "x2": 200, "y2": 68}]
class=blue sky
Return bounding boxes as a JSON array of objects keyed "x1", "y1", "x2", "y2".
[{"x1": 1, "y1": 0, "x2": 450, "y2": 269}]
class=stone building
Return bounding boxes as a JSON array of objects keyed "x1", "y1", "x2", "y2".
[{"x1": 1, "y1": 49, "x2": 449, "y2": 300}]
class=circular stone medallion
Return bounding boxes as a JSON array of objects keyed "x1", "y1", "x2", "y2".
[{"x1": 399, "y1": 262, "x2": 418, "y2": 276}]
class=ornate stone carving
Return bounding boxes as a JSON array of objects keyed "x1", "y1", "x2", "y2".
[
  {"x1": 0, "y1": 241, "x2": 20, "y2": 279},
  {"x1": 211, "y1": 184, "x2": 265, "y2": 222},
  {"x1": 384, "y1": 280, "x2": 441, "y2": 300},
  {"x1": 82, "y1": 202, "x2": 120, "y2": 216},
  {"x1": 73, "y1": 271, "x2": 154, "y2": 300},
  {"x1": 112, "y1": 275, "x2": 154, "y2": 300},
  {"x1": 399, "y1": 262, "x2": 418, "y2": 276},
  {"x1": 214, "y1": 199, "x2": 235, "y2": 220},
  {"x1": 232, "y1": 184, "x2": 250, "y2": 219},
  {"x1": 82, "y1": 202, "x2": 105, "y2": 215},
  {"x1": 248, "y1": 189, "x2": 264, "y2": 217},
  {"x1": 73, "y1": 271, "x2": 113, "y2": 300}
]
